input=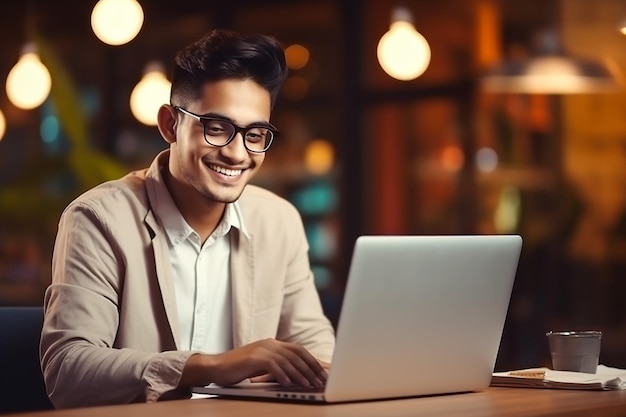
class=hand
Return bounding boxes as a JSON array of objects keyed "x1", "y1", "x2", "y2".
[
  {"x1": 181, "y1": 339, "x2": 327, "y2": 389},
  {"x1": 250, "y1": 358, "x2": 331, "y2": 383}
]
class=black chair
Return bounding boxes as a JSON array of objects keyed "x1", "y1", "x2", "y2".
[{"x1": 0, "y1": 306, "x2": 54, "y2": 413}]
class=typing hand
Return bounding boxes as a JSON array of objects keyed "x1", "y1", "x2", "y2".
[
  {"x1": 250, "y1": 358, "x2": 331, "y2": 384},
  {"x1": 202, "y1": 339, "x2": 327, "y2": 389}
]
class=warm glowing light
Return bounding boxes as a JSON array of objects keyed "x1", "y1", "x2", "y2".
[
  {"x1": 304, "y1": 139, "x2": 334, "y2": 175},
  {"x1": 484, "y1": 56, "x2": 620, "y2": 94},
  {"x1": 130, "y1": 62, "x2": 171, "y2": 126},
  {"x1": 441, "y1": 145, "x2": 464, "y2": 172},
  {"x1": 285, "y1": 44, "x2": 310, "y2": 70},
  {"x1": 6, "y1": 44, "x2": 52, "y2": 110},
  {"x1": 482, "y1": 30, "x2": 621, "y2": 94},
  {"x1": 377, "y1": 7, "x2": 431, "y2": 81},
  {"x1": 91, "y1": 0, "x2": 144, "y2": 46},
  {"x1": 0, "y1": 109, "x2": 6, "y2": 140}
]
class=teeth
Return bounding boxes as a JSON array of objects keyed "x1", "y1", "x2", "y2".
[{"x1": 209, "y1": 164, "x2": 242, "y2": 177}]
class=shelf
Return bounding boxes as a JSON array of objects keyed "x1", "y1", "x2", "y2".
[
  {"x1": 477, "y1": 167, "x2": 555, "y2": 190},
  {"x1": 412, "y1": 161, "x2": 555, "y2": 190}
]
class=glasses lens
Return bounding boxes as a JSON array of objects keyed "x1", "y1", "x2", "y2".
[
  {"x1": 245, "y1": 127, "x2": 273, "y2": 152},
  {"x1": 203, "y1": 120, "x2": 235, "y2": 146}
]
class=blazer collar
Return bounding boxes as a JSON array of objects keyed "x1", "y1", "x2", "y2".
[{"x1": 143, "y1": 150, "x2": 182, "y2": 348}]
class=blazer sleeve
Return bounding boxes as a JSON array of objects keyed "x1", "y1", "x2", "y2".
[{"x1": 40, "y1": 202, "x2": 192, "y2": 408}]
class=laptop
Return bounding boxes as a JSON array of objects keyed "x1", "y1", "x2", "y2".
[{"x1": 193, "y1": 234, "x2": 522, "y2": 403}]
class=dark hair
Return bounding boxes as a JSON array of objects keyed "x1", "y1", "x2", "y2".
[{"x1": 170, "y1": 29, "x2": 288, "y2": 108}]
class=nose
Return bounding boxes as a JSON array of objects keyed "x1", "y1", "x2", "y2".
[{"x1": 219, "y1": 132, "x2": 248, "y2": 162}]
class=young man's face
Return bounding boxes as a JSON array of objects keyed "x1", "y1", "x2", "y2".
[{"x1": 169, "y1": 78, "x2": 271, "y2": 205}]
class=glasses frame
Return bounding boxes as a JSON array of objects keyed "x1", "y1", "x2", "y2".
[{"x1": 173, "y1": 105, "x2": 278, "y2": 153}]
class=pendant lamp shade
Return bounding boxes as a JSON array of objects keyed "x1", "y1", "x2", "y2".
[{"x1": 482, "y1": 30, "x2": 621, "y2": 94}]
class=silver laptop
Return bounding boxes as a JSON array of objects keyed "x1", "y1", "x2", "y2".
[{"x1": 193, "y1": 234, "x2": 522, "y2": 403}]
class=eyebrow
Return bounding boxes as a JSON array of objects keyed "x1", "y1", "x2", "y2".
[{"x1": 198, "y1": 112, "x2": 275, "y2": 129}]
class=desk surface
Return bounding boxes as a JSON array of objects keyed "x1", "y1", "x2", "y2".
[{"x1": 10, "y1": 387, "x2": 626, "y2": 417}]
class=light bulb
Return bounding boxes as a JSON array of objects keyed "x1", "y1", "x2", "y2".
[
  {"x1": 91, "y1": 0, "x2": 144, "y2": 46},
  {"x1": 377, "y1": 7, "x2": 431, "y2": 81},
  {"x1": 6, "y1": 43, "x2": 52, "y2": 110},
  {"x1": 0, "y1": 109, "x2": 6, "y2": 141},
  {"x1": 130, "y1": 62, "x2": 171, "y2": 126}
]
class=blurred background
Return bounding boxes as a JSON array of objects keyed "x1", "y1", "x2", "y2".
[{"x1": 2, "y1": 0, "x2": 626, "y2": 372}]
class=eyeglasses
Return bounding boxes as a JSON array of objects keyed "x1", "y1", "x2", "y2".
[{"x1": 173, "y1": 106, "x2": 278, "y2": 153}]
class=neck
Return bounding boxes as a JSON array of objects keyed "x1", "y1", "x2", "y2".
[{"x1": 163, "y1": 171, "x2": 225, "y2": 243}]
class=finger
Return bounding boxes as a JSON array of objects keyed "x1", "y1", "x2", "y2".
[
  {"x1": 250, "y1": 343, "x2": 312, "y2": 388},
  {"x1": 249, "y1": 373, "x2": 276, "y2": 383},
  {"x1": 289, "y1": 344, "x2": 327, "y2": 383},
  {"x1": 263, "y1": 356, "x2": 293, "y2": 387},
  {"x1": 244, "y1": 340, "x2": 325, "y2": 388},
  {"x1": 275, "y1": 345, "x2": 325, "y2": 388}
]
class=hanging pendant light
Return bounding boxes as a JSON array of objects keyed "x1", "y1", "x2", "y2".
[
  {"x1": 482, "y1": 29, "x2": 621, "y2": 94},
  {"x1": 481, "y1": 0, "x2": 620, "y2": 94},
  {"x1": 130, "y1": 61, "x2": 171, "y2": 126},
  {"x1": 6, "y1": 43, "x2": 52, "y2": 110},
  {"x1": 91, "y1": 0, "x2": 144, "y2": 46},
  {"x1": 377, "y1": 7, "x2": 431, "y2": 81}
]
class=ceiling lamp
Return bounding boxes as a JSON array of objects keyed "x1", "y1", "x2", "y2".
[
  {"x1": 6, "y1": 43, "x2": 52, "y2": 110},
  {"x1": 130, "y1": 62, "x2": 171, "y2": 126},
  {"x1": 482, "y1": 30, "x2": 621, "y2": 94},
  {"x1": 377, "y1": 7, "x2": 431, "y2": 81},
  {"x1": 91, "y1": 0, "x2": 144, "y2": 46}
]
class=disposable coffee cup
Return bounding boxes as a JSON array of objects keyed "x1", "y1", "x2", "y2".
[{"x1": 546, "y1": 331, "x2": 602, "y2": 374}]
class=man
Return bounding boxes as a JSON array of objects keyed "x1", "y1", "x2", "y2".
[{"x1": 40, "y1": 29, "x2": 335, "y2": 409}]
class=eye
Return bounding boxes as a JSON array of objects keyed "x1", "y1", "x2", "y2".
[
  {"x1": 204, "y1": 120, "x2": 231, "y2": 136},
  {"x1": 245, "y1": 127, "x2": 270, "y2": 143}
]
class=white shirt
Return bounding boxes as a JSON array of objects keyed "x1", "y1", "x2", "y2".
[{"x1": 152, "y1": 168, "x2": 248, "y2": 353}]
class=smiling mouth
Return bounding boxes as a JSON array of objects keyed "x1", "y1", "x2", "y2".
[{"x1": 208, "y1": 164, "x2": 243, "y2": 177}]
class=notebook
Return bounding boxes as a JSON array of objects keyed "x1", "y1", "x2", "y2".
[{"x1": 193, "y1": 234, "x2": 523, "y2": 403}]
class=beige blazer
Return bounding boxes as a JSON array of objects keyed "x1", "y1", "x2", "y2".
[{"x1": 41, "y1": 151, "x2": 335, "y2": 408}]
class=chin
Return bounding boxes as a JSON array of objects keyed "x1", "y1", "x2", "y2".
[{"x1": 204, "y1": 187, "x2": 246, "y2": 204}]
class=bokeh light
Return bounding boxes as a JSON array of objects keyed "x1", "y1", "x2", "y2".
[
  {"x1": 0, "y1": 109, "x2": 6, "y2": 140},
  {"x1": 440, "y1": 145, "x2": 464, "y2": 172},
  {"x1": 6, "y1": 45, "x2": 52, "y2": 110},
  {"x1": 476, "y1": 147, "x2": 499, "y2": 172},
  {"x1": 304, "y1": 139, "x2": 335, "y2": 175},
  {"x1": 91, "y1": 0, "x2": 144, "y2": 46},
  {"x1": 285, "y1": 44, "x2": 310, "y2": 70}
]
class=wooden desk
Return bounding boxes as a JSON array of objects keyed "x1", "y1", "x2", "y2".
[{"x1": 8, "y1": 387, "x2": 626, "y2": 417}]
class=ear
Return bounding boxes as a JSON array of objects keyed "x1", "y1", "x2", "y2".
[{"x1": 157, "y1": 105, "x2": 178, "y2": 144}]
